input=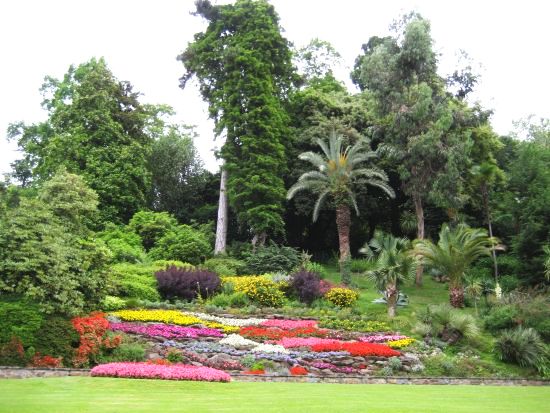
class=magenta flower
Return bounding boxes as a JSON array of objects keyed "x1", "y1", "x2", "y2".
[
  {"x1": 358, "y1": 335, "x2": 408, "y2": 343},
  {"x1": 109, "y1": 323, "x2": 223, "y2": 339},
  {"x1": 277, "y1": 337, "x2": 343, "y2": 348},
  {"x1": 91, "y1": 362, "x2": 231, "y2": 382},
  {"x1": 260, "y1": 319, "x2": 317, "y2": 330}
]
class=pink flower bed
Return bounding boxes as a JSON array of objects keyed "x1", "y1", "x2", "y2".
[
  {"x1": 91, "y1": 362, "x2": 231, "y2": 382},
  {"x1": 260, "y1": 319, "x2": 317, "y2": 330},
  {"x1": 109, "y1": 323, "x2": 223, "y2": 339},
  {"x1": 277, "y1": 337, "x2": 343, "y2": 348},
  {"x1": 358, "y1": 335, "x2": 408, "y2": 343}
]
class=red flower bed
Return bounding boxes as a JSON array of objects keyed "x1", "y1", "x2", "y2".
[
  {"x1": 239, "y1": 326, "x2": 328, "y2": 341},
  {"x1": 289, "y1": 366, "x2": 308, "y2": 376},
  {"x1": 310, "y1": 341, "x2": 400, "y2": 357},
  {"x1": 243, "y1": 369, "x2": 265, "y2": 375},
  {"x1": 30, "y1": 355, "x2": 62, "y2": 368}
]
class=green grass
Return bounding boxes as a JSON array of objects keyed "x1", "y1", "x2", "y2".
[{"x1": 0, "y1": 377, "x2": 548, "y2": 413}]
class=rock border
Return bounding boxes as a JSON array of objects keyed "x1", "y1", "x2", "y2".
[{"x1": 1, "y1": 367, "x2": 548, "y2": 385}]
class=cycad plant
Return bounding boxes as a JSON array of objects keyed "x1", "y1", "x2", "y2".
[
  {"x1": 362, "y1": 231, "x2": 417, "y2": 317},
  {"x1": 287, "y1": 132, "x2": 394, "y2": 284},
  {"x1": 414, "y1": 223, "x2": 496, "y2": 308}
]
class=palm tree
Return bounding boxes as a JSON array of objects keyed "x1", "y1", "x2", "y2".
[
  {"x1": 414, "y1": 224, "x2": 496, "y2": 308},
  {"x1": 362, "y1": 231, "x2": 417, "y2": 317},
  {"x1": 287, "y1": 132, "x2": 394, "y2": 285}
]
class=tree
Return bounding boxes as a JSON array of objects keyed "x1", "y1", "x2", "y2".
[
  {"x1": 179, "y1": 0, "x2": 298, "y2": 249},
  {"x1": 148, "y1": 124, "x2": 209, "y2": 223},
  {"x1": 362, "y1": 231, "x2": 416, "y2": 317},
  {"x1": 287, "y1": 132, "x2": 394, "y2": 284},
  {"x1": 0, "y1": 177, "x2": 110, "y2": 315},
  {"x1": 413, "y1": 224, "x2": 495, "y2": 308},
  {"x1": 352, "y1": 14, "x2": 476, "y2": 286},
  {"x1": 128, "y1": 211, "x2": 178, "y2": 251},
  {"x1": 8, "y1": 58, "x2": 153, "y2": 223}
]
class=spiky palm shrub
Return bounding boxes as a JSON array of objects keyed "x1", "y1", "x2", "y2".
[
  {"x1": 287, "y1": 132, "x2": 394, "y2": 284},
  {"x1": 496, "y1": 327, "x2": 548, "y2": 375},
  {"x1": 414, "y1": 224, "x2": 495, "y2": 308},
  {"x1": 362, "y1": 231, "x2": 416, "y2": 317}
]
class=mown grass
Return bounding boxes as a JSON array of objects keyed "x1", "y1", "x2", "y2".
[{"x1": 0, "y1": 377, "x2": 548, "y2": 413}]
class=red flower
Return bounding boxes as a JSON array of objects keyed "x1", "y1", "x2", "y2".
[
  {"x1": 30, "y1": 354, "x2": 62, "y2": 368},
  {"x1": 239, "y1": 326, "x2": 329, "y2": 341},
  {"x1": 71, "y1": 312, "x2": 121, "y2": 366},
  {"x1": 243, "y1": 369, "x2": 265, "y2": 375},
  {"x1": 289, "y1": 366, "x2": 308, "y2": 376},
  {"x1": 310, "y1": 341, "x2": 400, "y2": 357}
]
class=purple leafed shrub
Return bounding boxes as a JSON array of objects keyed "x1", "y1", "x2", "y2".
[
  {"x1": 155, "y1": 266, "x2": 221, "y2": 301},
  {"x1": 290, "y1": 271, "x2": 321, "y2": 305}
]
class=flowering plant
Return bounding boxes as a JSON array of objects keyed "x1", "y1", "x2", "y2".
[
  {"x1": 260, "y1": 319, "x2": 317, "y2": 330},
  {"x1": 277, "y1": 337, "x2": 343, "y2": 349},
  {"x1": 309, "y1": 361, "x2": 357, "y2": 374},
  {"x1": 187, "y1": 312, "x2": 266, "y2": 327},
  {"x1": 386, "y1": 338, "x2": 416, "y2": 348},
  {"x1": 240, "y1": 326, "x2": 328, "y2": 341},
  {"x1": 310, "y1": 341, "x2": 400, "y2": 357},
  {"x1": 91, "y1": 362, "x2": 231, "y2": 382},
  {"x1": 250, "y1": 343, "x2": 289, "y2": 354},
  {"x1": 29, "y1": 354, "x2": 62, "y2": 368},
  {"x1": 324, "y1": 288, "x2": 359, "y2": 307},
  {"x1": 318, "y1": 319, "x2": 390, "y2": 332},
  {"x1": 72, "y1": 312, "x2": 121, "y2": 367},
  {"x1": 358, "y1": 335, "x2": 408, "y2": 343},
  {"x1": 219, "y1": 334, "x2": 258, "y2": 348},
  {"x1": 289, "y1": 365, "x2": 308, "y2": 376},
  {"x1": 109, "y1": 323, "x2": 223, "y2": 339}
]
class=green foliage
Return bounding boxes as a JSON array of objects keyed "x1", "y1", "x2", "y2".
[
  {"x1": 202, "y1": 257, "x2": 246, "y2": 276},
  {"x1": 166, "y1": 349, "x2": 184, "y2": 363},
  {"x1": 244, "y1": 244, "x2": 300, "y2": 274},
  {"x1": 0, "y1": 298, "x2": 43, "y2": 347},
  {"x1": 349, "y1": 259, "x2": 376, "y2": 273},
  {"x1": 302, "y1": 261, "x2": 329, "y2": 279},
  {"x1": 108, "y1": 263, "x2": 160, "y2": 301},
  {"x1": 148, "y1": 225, "x2": 211, "y2": 265},
  {"x1": 101, "y1": 296, "x2": 127, "y2": 311},
  {"x1": 128, "y1": 211, "x2": 177, "y2": 251},
  {"x1": 180, "y1": 0, "x2": 298, "y2": 240},
  {"x1": 496, "y1": 327, "x2": 548, "y2": 374},
  {"x1": 324, "y1": 288, "x2": 359, "y2": 307},
  {"x1": 8, "y1": 58, "x2": 153, "y2": 223},
  {"x1": 0, "y1": 196, "x2": 111, "y2": 315},
  {"x1": 33, "y1": 316, "x2": 79, "y2": 367},
  {"x1": 98, "y1": 224, "x2": 145, "y2": 263},
  {"x1": 318, "y1": 318, "x2": 390, "y2": 332},
  {"x1": 208, "y1": 291, "x2": 250, "y2": 308},
  {"x1": 484, "y1": 305, "x2": 520, "y2": 333},
  {"x1": 100, "y1": 342, "x2": 146, "y2": 363},
  {"x1": 417, "y1": 304, "x2": 480, "y2": 344}
]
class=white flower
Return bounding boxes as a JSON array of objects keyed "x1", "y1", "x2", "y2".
[
  {"x1": 495, "y1": 282, "x2": 502, "y2": 300},
  {"x1": 219, "y1": 334, "x2": 258, "y2": 347},
  {"x1": 251, "y1": 343, "x2": 289, "y2": 354},
  {"x1": 185, "y1": 312, "x2": 266, "y2": 327}
]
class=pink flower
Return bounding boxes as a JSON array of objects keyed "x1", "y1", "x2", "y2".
[
  {"x1": 277, "y1": 337, "x2": 343, "y2": 348},
  {"x1": 109, "y1": 323, "x2": 223, "y2": 339},
  {"x1": 91, "y1": 362, "x2": 231, "y2": 382},
  {"x1": 358, "y1": 335, "x2": 408, "y2": 343},
  {"x1": 260, "y1": 319, "x2": 317, "y2": 330}
]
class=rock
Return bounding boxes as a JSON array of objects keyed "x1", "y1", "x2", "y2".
[
  {"x1": 148, "y1": 353, "x2": 161, "y2": 360},
  {"x1": 209, "y1": 353, "x2": 233, "y2": 363},
  {"x1": 190, "y1": 362, "x2": 203, "y2": 367}
]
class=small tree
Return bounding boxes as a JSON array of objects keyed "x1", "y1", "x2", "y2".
[
  {"x1": 414, "y1": 224, "x2": 495, "y2": 308},
  {"x1": 287, "y1": 132, "x2": 394, "y2": 284},
  {"x1": 362, "y1": 231, "x2": 416, "y2": 317}
]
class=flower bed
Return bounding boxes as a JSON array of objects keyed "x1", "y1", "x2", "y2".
[
  {"x1": 358, "y1": 334, "x2": 408, "y2": 343},
  {"x1": 260, "y1": 319, "x2": 317, "y2": 330},
  {"x1": 110, "y1": 310, "x2": 238, "y2": 333},
  {"x1": 239, "y1": 326, "x2": 328, "y2": 341},
  {"x1": 109, "y1": 323, "x2": 223, "y2": 339},
  {"x1": 90, "y1": 362, "x2": 231, "y2": 382},
  {"x1": 278, "y1": 337, "x2": 343, "y2": 349},
  {"x1": 310, "y1": 342, "x2": 401, "y2": 357}
]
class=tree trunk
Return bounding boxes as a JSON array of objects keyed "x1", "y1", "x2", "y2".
[
  {"x1": 386, "y1": 283, "x2": 398, "y2": 318},
  {"x1": 251, "y1": 231, "x2": 267, "y2": 251},
  {"x1": 335, "y1": 204, "x2": 351, "y2": 285},
  {"x1": 449, "y1": 284, "x2": 465, "y2": 308},
  {"x1": 214, "y1": 167, "x2": 228, "y2": 255},
  {"x1": 481, "y1": 182, "x2": 499, "y2": 282},
  {"x1": 413, "y1": 192, "x2": 425, "y2": 286}
]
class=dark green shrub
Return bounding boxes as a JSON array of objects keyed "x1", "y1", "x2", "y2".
[
  {"x1": 156, "y1": 267, "x2": 221, "y2": 301},
  {"x1": 34, "y1": 316, "x2": 79, "y2": 367},
  {"x1": 98, "y1": 224, "x2": 145, "y2": 263},
  {"x1": 244, "y1": 243, "x2": 300, "y2": 274},
  {"x1": 148, "y1": 225, "x2": 211, "y2": 265},
  {"x1": 519, "y1": 296, "x2": 550, "y2": 342},
  {"x1": 0, "y1": 298, "x2": 43, "y2": 347},
  {"x1": 0, "y1": 337, "x2": 27, "y2": 366},
  {"x1": 496, "y1": 327, "x2": 548, "y2": 374},
  {"x1": 128, "y1": 211, "x2": 178, "y2": 251},
  {"x1": 202, "y1": 257, "x2": 246, "y2": 276},
  {"x1": 484, "y1": 305, "x2": 520, "y2": 333},
  {"x1": 100, "y1": 342, "x2": 146, "y2": 363},
  {"x1": 166, "y1": 349, "x2": 184, "y2": 363},
  {"x1": 208, "y1": 292, "x2": 249, "y2": 308}
]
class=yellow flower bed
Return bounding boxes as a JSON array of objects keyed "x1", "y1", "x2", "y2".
[
  {"x1": 110, "y1": 309, "x2": 238, "y2": 333},
  {"x1": 387, "y1": 338, "x2": 416, "y2": 348},
  {"x1": 222, "y1": 276, "x2": 285, "y2": 307},
  {"x1": 324, "y1": 288, "x2": 359, "y2": 307}
]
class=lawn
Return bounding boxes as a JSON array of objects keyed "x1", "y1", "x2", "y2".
[{"x1": 0, "y1": 377, "x2": 548, "y2": 413}]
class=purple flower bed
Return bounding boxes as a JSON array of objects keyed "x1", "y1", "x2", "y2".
[
  {"x1": 309, "y1": 361, "x2": 358, "y2": 374},
  {"x1": 110, "y1": 323, "x2": 223, "y2": 339},
  {"x1": 91, "y1": 362, "x2": 231, "y2": 382}
]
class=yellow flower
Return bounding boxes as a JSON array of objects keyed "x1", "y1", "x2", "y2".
[{"x1": 387, "y1": 338, "x2": 416, "y2": 348}]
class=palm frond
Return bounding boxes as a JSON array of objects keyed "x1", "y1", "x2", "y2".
[{"x1": 312, "y1": 189, "x2": 331, "y2": 222}]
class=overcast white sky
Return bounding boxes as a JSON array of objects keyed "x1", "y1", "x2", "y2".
[{"x1": 1, "y1": 0, "x2": 549, "y2": 175}]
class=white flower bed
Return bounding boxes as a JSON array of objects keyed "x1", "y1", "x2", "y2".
[
  {"x1": 219, "y1": 334, "x2": 258, "y2": 347},
  {"x1": 250, "y1": 343, "x2": 289, "y2": 354},
  {"x1": 186, "y1": 311, "x2": 266, "y2": 327}
]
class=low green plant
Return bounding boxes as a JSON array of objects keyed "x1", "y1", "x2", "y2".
[
  {"x1": 496, "y1": 327, "x2": 548, "y2": 375},
  {"x1": 417, "y1": 304, "x2": 480, "y2": 344},
  {"x1": 484, "y1": 305, "x2": 520, "y2": 333},
  {"x1": 202, "y1": 257, "x2": 246, "y2": 276},
  {"x1": 349, "y1": 259, "x2": 375, "y2": 273},
  {"x1": 388, "y1": 357, "x2": 402, "y2": 371},
  {"x1": 101, "y1": 296, "x2": 127, "y2": 311},
  {"x1": 166, "y1": 349, "x2": 184, "y2": 363},
  {"x1": 0, "y1": 298, "x2": 43, "y2": 348},
  {"x1": 100, "y1": 342, "x2": 146, "y2": 363},
  {"x1": 244, "y1": 243, "x2": 300, "y2": 274}
]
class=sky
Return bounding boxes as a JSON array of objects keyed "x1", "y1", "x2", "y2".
[{"x1": 1, "y1": 0, "x2": 549, "y2": 175}]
